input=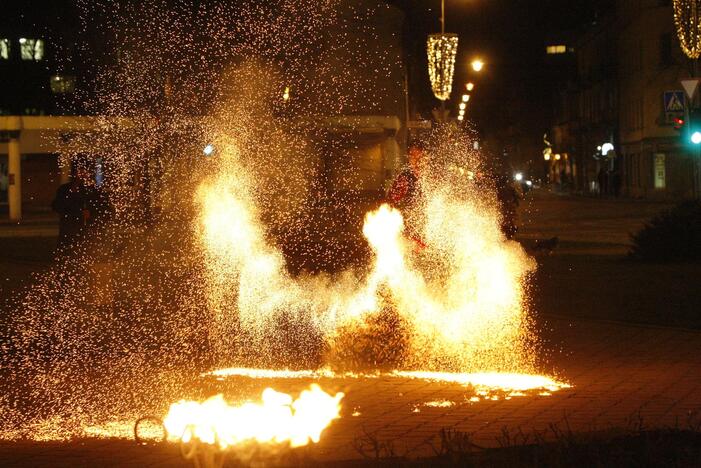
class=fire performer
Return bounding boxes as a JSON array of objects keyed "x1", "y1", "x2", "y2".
[{"x1": 386, "y1": 145, "x2": 426, "y2": 249}]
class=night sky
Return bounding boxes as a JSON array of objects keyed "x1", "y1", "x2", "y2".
[
  {"x1": 4, "y1": 0, "x2": 611, "y2": 139},
  {"x1": 391, "y1": 0, "x2": 612, "y2": 140}
]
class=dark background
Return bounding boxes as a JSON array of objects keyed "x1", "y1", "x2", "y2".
[{"x1": 391, "y1": 0, "x2": 612, "y2": 132}]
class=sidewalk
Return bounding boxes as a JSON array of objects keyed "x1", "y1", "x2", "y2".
[
  {"x1": 0, "y1": 212, "x2": 58, "y2": 238},
  {"x1": 517, "y1": 189, "x2": 674, "y2": 256},
  {"x1": 0, "y1": 316, "x2": 699, "y2": 466}
]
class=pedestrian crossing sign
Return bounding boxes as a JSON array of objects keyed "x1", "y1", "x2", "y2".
[{"x1": 664, "y1": 91, "x2": 685, "y2": 113}]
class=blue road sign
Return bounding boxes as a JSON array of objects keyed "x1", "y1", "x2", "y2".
[{"x1": 664, "y1": 91, "x2": 686, "y2": 113}]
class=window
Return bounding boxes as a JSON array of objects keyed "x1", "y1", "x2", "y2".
[
  {"x1": 546, "y1": 45, "x2": 567, "y2": 55},
  {"x1": 19, "y1": 38, "x2": 44, "y2": 61},
  {"x1": 0, "y1": 39, "x2": 9, "y2": 60},
  {"x1": 660, "y1": 33, "x2": 672, "y2": 67},
  {"x1": 50, "y1": 75, "x2": 76, "y2": 94}
]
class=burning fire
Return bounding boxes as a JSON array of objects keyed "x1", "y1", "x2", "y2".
[
  {"x1": 163, "y1": 385, "x2": 343, "y2": 449},
  {"x1": 204, "y1": 367, "x2": 570, "y2": 394},
  {"x1": 198, "y1": 135, "x2": 538, "y2": 373}
]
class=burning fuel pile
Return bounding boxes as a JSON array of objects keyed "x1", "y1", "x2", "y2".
[
  {"x1": 163, "y1": 385, "x2": 343, "y2": 449},
  {"x1": 0, "y1": 0, "x2": 567, "y2": 453}
]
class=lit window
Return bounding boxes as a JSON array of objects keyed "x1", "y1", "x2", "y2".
[
  {"x1": 50, "y1": 75, "x2": 76, "y2": 94},
  {"x1": 546, "y1": 45, "x2": 567, "y2": 55},
  {"x1": 20, "y1": 38, "x2": 44, "y2": 61},
  {"x1": 0, "y1": 39, "x2": 9, "y2": 59}
]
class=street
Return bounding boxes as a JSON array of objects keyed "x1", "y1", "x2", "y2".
[{"x1": 1, "y1": 191, "x2": 700, "y2": 466}]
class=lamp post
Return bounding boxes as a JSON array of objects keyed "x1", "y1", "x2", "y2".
[{"x1": 427, "y1": 0, "x2": 458, "y2": 122}]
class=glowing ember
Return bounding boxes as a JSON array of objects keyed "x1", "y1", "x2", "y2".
[
  {"x1": 205, "y1": 368, "x2": 570, "y2": 393},
  {"x1": 163, "y1": 385, "x2": 343, "y2": 450},
  {"x1": 423, "y1": 400, "x2": 455, "y2": 408},
  {"x1": 391, "y1": 371, "x2": 570, "y2": 392}
]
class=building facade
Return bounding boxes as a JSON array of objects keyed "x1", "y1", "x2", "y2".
[
  {"x1": 0, "y1": 0, "x2": 81, "y2": 217},
  {"x1": 550, "y1": 0, "x2": 697, "y2": 198},
  {"x1": 0, "y1": 1, "x2": 407, "y2": 221}
]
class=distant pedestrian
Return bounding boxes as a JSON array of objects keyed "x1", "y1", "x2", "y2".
[
  {"x1": 597, "y1": 166, "x2": 608, "y2": 197},
  {"x1": 495, "y1": 175, "x2": 519, "y2": 239},
  {"x1": 51, "y1": 161, "x2": 103, "y2": 253},
  {"x1": 612, "y1": 169, "x2": 622, "y2": 198}
]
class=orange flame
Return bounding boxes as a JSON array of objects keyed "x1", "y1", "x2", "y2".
[{"x1": 163, "y1": 385, "x2": 343, "y2": 449}]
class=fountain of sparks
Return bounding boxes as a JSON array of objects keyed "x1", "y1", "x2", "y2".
[{"x1": 0, "y1": 0, "x2": 571, "y2": 462}]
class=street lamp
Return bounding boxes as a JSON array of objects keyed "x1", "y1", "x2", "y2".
[
  {"x1": 461, "y1": 94, "x2": 470, "y2": 102},
  {"x1": 459, "y1": 102, "x2": 466, "y2": 110},
  {"x1": 471, "y1": 59, "x2": 484, "y2": 72},
  {"x1": 466, "y1": 82, "x2": 474, "y2": 91}
]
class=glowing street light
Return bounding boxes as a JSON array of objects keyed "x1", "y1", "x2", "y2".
[
  {"x1": 601, "y1": 142, "x2": 614, "y2": 155},
  {"x1": 514, "y1": 172, "x2": 523, "y2": 181},
  {"x1": 471, "y1": 59, "x2": 484, "y2": 72},
  {"x1": 457, "y1": 115, "x2": 464, "y2": 121},
  {"x1": 466, "y1": 82, "x2": 474, "y2": 91},
  {"x1": 203, "y1": 144, "x2": 215, "y2": 156},
  {"x1": 462, "y1": 94, "x2": 470, "y2": 102},
  {"x1": 459, "y1": 102, "x2": 466, "y2": 110},
  {"x1": 282, "y1": 86, "x2": 290, "y2": 102}
]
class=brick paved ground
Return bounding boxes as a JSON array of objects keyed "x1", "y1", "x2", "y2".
[
  {"x1": 1, "y1": 315, "x2": 699, "y2": 467},
  {"x1": 2, "y1": 192, "x2": 698, "y2": 466}
]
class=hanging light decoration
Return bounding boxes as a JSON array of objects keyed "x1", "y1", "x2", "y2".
[
  {"x1": 427, "y1": 33, "x2": 459, "y2": 101},
  {"x1": 673, "y1": 0, "x2": 701, "y2": 59}
]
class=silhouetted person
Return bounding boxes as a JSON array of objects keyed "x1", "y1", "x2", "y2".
[
  {"x1": 495, "y1": 175, "x2": 519, "y2": 239},
  {"x1": 611, "y1": 169, "x2": 622, "y2": 198},
  {"x1": 597, "y1": 166, "x2": 608, "y2": 197},
  {"x1": 52, "y1": 164, "x2": 102, "y2": 252}
]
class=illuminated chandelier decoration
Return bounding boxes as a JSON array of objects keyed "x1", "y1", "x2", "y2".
[
  {"x1": 427, "y1": 33, "x2": 459, "y2": 101},
  {"x1": 673, "y1": 0, "x2": 701, "y2": 59}
]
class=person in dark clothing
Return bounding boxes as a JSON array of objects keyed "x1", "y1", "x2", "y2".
[
  {"x1": 611, "y1": 169, "x2": 622, "y2": 197},
  {"x1": 387, "y1": 146, "x2": 423, "y2": 210},
  {"x1": 386, "y1": 146, "x2": 425, "y2": 248},
  {"x1": 495, "y1": 175, "x2": 519, "y2": 239},
  {"x1": 52, "y1": 163, "x2": 102, "y2": 252},
  {"x1": 597, "y1": 166, "x2": 608, "y2": 197}
]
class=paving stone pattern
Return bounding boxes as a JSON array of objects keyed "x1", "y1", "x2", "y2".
[{"x1": 1, "y1": 316, "x2": 699, "y2": 466}]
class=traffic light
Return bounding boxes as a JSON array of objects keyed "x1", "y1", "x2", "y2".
[
  {"x1": 673, "y1": 116, "x2": 685, "y2": 131},
  {"x1": 690, "y1": 108, "x2": 701, "y2": 145}
]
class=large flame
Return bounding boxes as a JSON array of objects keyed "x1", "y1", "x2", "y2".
[
  {"x1": 163, "y1": 385, "x2": 343, "y2": 449},
  {"x1": 197, "y1": 136, "x2": 538, "y2": 373}
]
